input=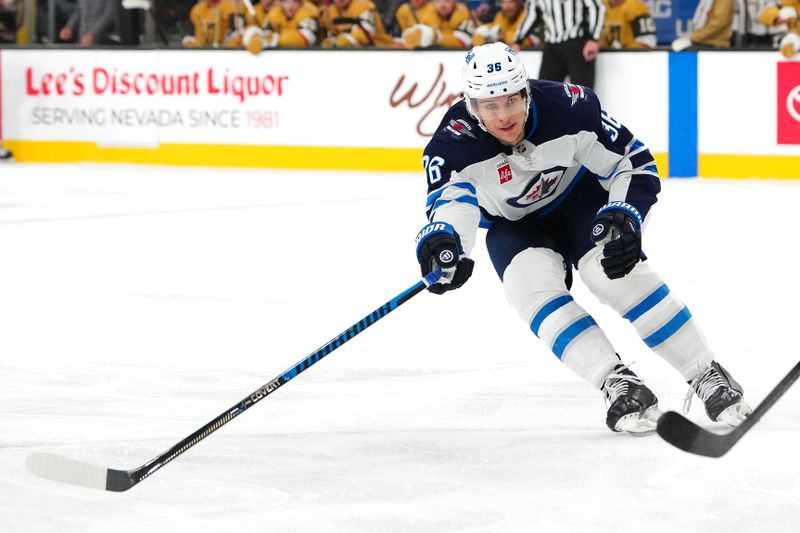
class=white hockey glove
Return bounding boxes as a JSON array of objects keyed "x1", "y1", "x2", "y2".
[
  {"x1": 474, "y1": 24, "x2": 501, "y2": 43},
  {"x1": 415, "y1": 222, "x2": 474, "y2": 295},
  {"x1": 671, "y1": 36, "x2": 692, "y2": 52},
  {"x1": 402, "y1": 24, "x2": 442, "y2": 50},
  {"x1": 778, "y1": 6, "x2": 798, "y2": 22},
  {"x1": 780, "y1": 32, "x2": 800, "y2": 59},
  {"x1": 243, "y1": 25, "x2": 279, "y2": 55}
]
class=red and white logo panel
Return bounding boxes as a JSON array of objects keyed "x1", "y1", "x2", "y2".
[{"x1": 777, "y1": 62, "x2": 800, "y2": 145}]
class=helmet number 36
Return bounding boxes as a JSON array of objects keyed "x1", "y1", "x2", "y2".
[
  {"x1": 487, "y1": 62, "x2": 502, "y2": 73},
  {"x1": 423, "y1": 155, "x2": 445, "y2": 185}
]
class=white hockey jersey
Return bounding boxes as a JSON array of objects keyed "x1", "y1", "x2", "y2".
[{"x1": 423, "y1": 79, "x2": 661, "y2": 258}]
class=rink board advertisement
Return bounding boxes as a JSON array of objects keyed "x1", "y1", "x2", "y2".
[
  {"x1": 0, "y1": 49, "x2": 666, "y2": 172},
  {"x1": 696, "y1": 52, "x2": 800, "y2": 178},
  {"x1": 0, "y1": 48, "x2": 798, "y2": 178}
]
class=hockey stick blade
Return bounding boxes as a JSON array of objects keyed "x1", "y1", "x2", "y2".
[
  {"x1": 25, "y1": 271, "x2": 442, "y2": 491},
  {"x1": 26, "y1": 453, "x2": 137, "y2": 492},
  {"x1": 657, "y1": 360, "x2": 800, "y2": 458}
]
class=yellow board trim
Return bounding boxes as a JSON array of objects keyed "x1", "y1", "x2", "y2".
[
  {"x1": 700, "y1": 153, "x2": 800, "y2": 180},
  {"x1": 653, "y1": 152, "x2": 668, "y2": 179},
  {"x1": 11, "y1": 140, "x2": 798, "y2": 181},
  {"x1": 3, "y1": 140, "x2": 426, "y2": 172}
]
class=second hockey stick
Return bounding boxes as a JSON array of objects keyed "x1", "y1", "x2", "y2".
[
  {"x1": 26, "y1": 270, "x2": 443, "y2": 492},
  {"x1": 656, "y1": 360, "x2": 800, "y2": 457}
]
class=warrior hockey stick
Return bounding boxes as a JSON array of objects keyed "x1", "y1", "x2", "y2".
[
  {"x1": 26, "y1": 270, "x2": 443, "y2": 492},
  {"x1": 656, "y1": 360, "x2": 800, "y2": 457}
]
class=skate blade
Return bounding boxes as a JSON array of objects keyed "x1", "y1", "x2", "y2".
[
  {"x1": 617, "y1": 407, "x2": 663, "y2": 437},
  {"x1": 716, "y1": 400, "x2": 752, "y2": 427}
]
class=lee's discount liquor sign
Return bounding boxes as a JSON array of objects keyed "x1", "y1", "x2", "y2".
[{"x1": 778, "y1": 62, "x2": 800, "y2": 145}]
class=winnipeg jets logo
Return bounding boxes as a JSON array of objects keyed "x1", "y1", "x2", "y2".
[
  {"x1": 446, "y1": 118, "x2": 476, "y2": 139},
  {"x1": 563, "y1": 83, "x2": 586, "y2": 107},
  {"x1": 506, "y1": 167, "x2": 566, "y2": 208}
]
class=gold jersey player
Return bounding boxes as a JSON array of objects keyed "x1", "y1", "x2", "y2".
[
  {"x1": 183, "y1": 0, "x2": 246, "y2": 48},
  {"x1": 321, "y1": 0, "x2": 396, "y2": 47},
  {"x1": 398, "y1": 0, "x2": 476, "y2": 50},
  {"x1": 243, "y1": 0, "x2": 320, "y2": 52},
  {"x1": 600, "y1": 0, "x2": 656, "y2": 49}
]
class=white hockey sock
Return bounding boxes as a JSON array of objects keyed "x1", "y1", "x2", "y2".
[
  {"x1": 579, "y1": 247, "x2": 714, "y2": 380},
  {"x1": 504, "y1": 248, "x2": 620, "y2": 388}
]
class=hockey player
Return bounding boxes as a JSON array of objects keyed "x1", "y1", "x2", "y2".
[
  {"x1": 398, "y1": 0, "x2": 476, "y2": 49},
  {"x1": 183, "y1": 0, "x2": 246, "y2": 48},
  {"x1": 759, "y1": 1, "x2": 800, "y2": 59},
  {"x1": 472, "y1": 0, "x2": 538, "y2": 49},
  {"x1": 600, "y1": 0, "x2": 656, "y2": 49},
  {"x1": 244, "y1": 0, "x2": 278, "y2": 27},
  {"x1": 414, "y1": 42, "x2": 752, "y2": 434},
  {"x1": 321, "y1": 0, "x2": 395, "y2": 47},
  {"x1": 242, "y1": 0, "x2": 320, "y2": 53}
]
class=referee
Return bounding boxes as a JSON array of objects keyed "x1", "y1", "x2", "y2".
[{"x1": 513, "y1": 0, "x2": 606, "y2": 88}]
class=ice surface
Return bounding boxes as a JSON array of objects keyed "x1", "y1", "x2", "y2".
[{"x1": 0, "y1": 163, "x2": 798, "y2": 532}]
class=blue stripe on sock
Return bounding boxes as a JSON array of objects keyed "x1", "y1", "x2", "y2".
[
  {"x1": 529, "y1": 295, "x2": 573, "y2": 337},
  {"x1": 623, "y1": 284, "x2": 670, "y2": 322},
  {"x1": 643, "y1": 306, "x2": 692, "y2": 347},
  {"x1": 552, "y1": 316, "x2": 597, "y2": 359}
]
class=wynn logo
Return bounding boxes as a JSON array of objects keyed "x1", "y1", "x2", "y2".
[{"x1": 389, "y1": 63, "x2": 462, "y2": 137}]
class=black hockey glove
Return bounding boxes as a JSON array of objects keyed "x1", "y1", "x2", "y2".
[
  {"x1": 415, "y1": 222, "x2": 475, "y2": 295},
  {"x1": 590, "y1": 202, "x2": 643, "y2": 280}
]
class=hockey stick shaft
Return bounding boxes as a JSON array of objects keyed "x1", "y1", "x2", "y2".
[{"x1": 28, "y1": 270, "x2": 443, "y2": 491}]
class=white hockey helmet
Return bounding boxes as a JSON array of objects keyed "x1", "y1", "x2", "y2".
[{"x1": 462, "y1": 42, "x2": 530, "y2": 127}]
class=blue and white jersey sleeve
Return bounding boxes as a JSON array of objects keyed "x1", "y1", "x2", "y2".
[
  {"x1": 423, "y1": 144, "x2": 482, "y2": 257},
  {"x1": 569, "y1": 88, "x2": 661, "y2": 220},
  {"x1": 423, "y1": 152, "x2": 482, "y2": 257}
]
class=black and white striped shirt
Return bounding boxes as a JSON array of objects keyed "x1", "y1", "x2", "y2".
[{"x1": 515, "y1": 0, "x2": 606, "y2": 45}]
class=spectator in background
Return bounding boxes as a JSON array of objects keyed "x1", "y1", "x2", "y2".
[
  {"x1": 321, "y1": 0, "x2": 395, "y2": 47},
  {"x1": 600, "y1": 0, "x2": 656, "y2": 49},
  {"x1": 514, "y1": 0, "x2": 605, "y2": 89},
  {"x1": 759, "y1": 1, "x2": 800, "y2": 57},
  {"x1": 733, "y1": 0, "x2": 787, "y2": 46},
  {"x1": 59, "y1": 0, "x2": 119, "y2": 46},
  {"x1": 473, "y1": 0, "x2": 537, "y2": 48},
  {"x1": 0, "y1": 0, "x2": 17, "y2": 43},
  {"x1": 242, "y1": 0, "x2": 320, "y2": 52},
  {"x1": 244, "y1": 0, "x2": 277, "y2": 26},
  {"x1": 36, "y1": 0, "x2": 77, "y2": 43},
  {"x1": 473, "y1": 0, "x2": 499, "y2": 24},
  {"x1": 671, "y1": 0, "x2": 734, "y2": 50},
  {"x1": 397, "y1": 0, "x2": 476, "y2": 49},
  {"x1": 395, "y1": 0, "x2": 429, "y2": 37},
  {"x1": 182, "y1": 0, "x2": 244, "y2": 47}
]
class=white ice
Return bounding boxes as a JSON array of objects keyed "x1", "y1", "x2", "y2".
[{"x1": 1, "y1": 163, "x2": 798, "y2": 532}]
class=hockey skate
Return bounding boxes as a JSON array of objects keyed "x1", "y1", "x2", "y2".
[
  {"x1": 685, "y1": 361, "x2": 752, "y2": 426},
  {"x1": 602, "y1": 364, "x2": 660, "y2": 435},
  {"x1": 0, "y1": 146, "x2": 12, "y2": 161}
]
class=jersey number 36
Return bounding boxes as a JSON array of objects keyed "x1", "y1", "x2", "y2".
[{"x1": 423, "y1": 155, "x2": 445, "y2": 185}]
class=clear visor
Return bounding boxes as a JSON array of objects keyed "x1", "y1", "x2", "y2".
[{"x1": 472, "y1": 92, "x2": 527, "y2": 120}]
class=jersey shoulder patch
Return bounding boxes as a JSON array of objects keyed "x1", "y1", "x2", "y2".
[
  {"x1": 528, "y1": 79, "x2": 601, "y2": 143},
  {"x1": 425, "y1": 101, "x2": 501, "y2": 173}
]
